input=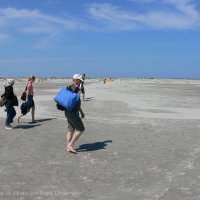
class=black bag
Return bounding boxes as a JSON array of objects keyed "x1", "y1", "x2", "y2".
[
  {"x1": 12, "y1": 95, "x2": 19, "y2": 106},
  {"x1": 5, "y1": 95, "x2": 18, "y2": 107},
  {"x1": 56, "y1": 103, "x2": 65, "y2": 111},
  {"x1": 21, "y1": 91, "x2": 26, "y2": 101},
  {"x1": 20, "y1": 102, "x2": 30, "y2": 115},
  {"x1": 0, "y1": 94, "x2": 6, "y2": 107},
  {"x1": 21, "y1": 84, "x2": 28, "y2": 101}
]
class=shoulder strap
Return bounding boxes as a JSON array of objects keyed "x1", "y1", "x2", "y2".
[
  {"x1": 66, "y1": 85, "x2": 70, "y2": 90},
  {"x1": 24, "y1": 81, "x2": 31, "y2": 91},
  {"x1": 66, "y1": 85, "x2": 73, "y2": 91},
  {"x1": 67, "y1": 84, "x2": 78, "y2": 93}
]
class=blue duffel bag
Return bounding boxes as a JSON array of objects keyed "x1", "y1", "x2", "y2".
[{"x1": 54, "y1": 86, "x2": 80, "y2": 112}]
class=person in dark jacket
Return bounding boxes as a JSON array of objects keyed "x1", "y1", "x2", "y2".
[{"x1": 3, "y1": 79, "x2": 18, "y2": 130}]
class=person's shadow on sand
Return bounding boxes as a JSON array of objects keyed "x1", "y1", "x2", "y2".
[
  {"x1": 28, "y1": 118, "x2": 56, "y2": 124},
  {"x1": 77, "y1": 140, "x2": 112, "y2": 152},
  {"x1": 14, "y1": 124, "x2": 41, "y2": 129},
  {"x1": 15, "y1": 118, "x2": 56, "y2": 129}
]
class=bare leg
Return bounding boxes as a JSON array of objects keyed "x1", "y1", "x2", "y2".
[
  {"x1": 66, "y1": 131, "x2": 74, "y2": 151},
  {"x1": 17, "y1": 114, "x2": 23, "y2": 123},
  {"x1": 67, "y1": 131, "x2": 82, "y2": 153},
  {"x1": 82, "y1": 93, "x2": 85, "y2": 101},
  {"x1": 31, "y1": 106, "x2": 35, "y2": 122}
]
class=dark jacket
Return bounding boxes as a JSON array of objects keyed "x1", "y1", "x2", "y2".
[
  {"x1": 5, "y1": 86, "x2": 15, "y2": 100},
  {"x1": 4, "y1": 86, "x2": 18, "y2": 107}
]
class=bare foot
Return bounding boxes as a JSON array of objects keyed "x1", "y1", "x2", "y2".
[
  {"x1": 66, "y1": 147, "x2": 70, "y2": 152},
  {"x1": 67, "y1": 145, "x2": 77, "y2": 154}
]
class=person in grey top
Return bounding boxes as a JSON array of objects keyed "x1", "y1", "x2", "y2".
[{"x1": 65, "y1": 74, "x2": 85, "y2": 153}]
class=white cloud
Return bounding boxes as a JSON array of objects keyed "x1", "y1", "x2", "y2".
[
  {"x1": 0, "y1": 57, "x2": 65, "y2": 64},
  {"x1": 0, "y1": 1, "x2": 199, "y2": 45},
  {"x1": 88, "y1": 1, "x2": 200, "y2": 30},
  {"x1": 128, "y1": 0, "x2": 156, "y2": 3},
  {"x1": 88, "y1": 3, "x2": 140, "y2": 30},
  {"x1": 0, "y1": 7, "x2": 84, "y2": 34},
  {"x1": 163, "y1": 0, "x2": 198, "y2": 16},
  {"x1": 22, "y1": 27, "x2": 60, "y2": 35},
  {"x1": 0, "y1": 7, "x2": 87, "y2": 48}
]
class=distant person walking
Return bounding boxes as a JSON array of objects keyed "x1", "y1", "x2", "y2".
[
  {"x1": 65, "y1": 74, "x2": 85, "y2": 153},
  {"x1": 80, "y1": 73, "x2": 86, "y2": 101},
  {"x1": 3, "y1": 79, "x2": 18, "y2": 129},
  {"x1": 18, "y1": 76, "x2": 36, "y2": 123}
]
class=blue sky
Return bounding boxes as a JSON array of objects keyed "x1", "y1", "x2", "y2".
[{"x1": 0, "y1": 0, "x2": 200, "y2": 78}]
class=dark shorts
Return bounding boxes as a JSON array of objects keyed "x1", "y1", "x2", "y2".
[
  {"x1": 64, "y1": 110, "x2": 85, "y2": 133},
  {"x1": 81, "y1": 87, "x2": 85, "y2": 94},
  {"x1": 28, "y1": 95, "x2": 35, "y2": 108}
]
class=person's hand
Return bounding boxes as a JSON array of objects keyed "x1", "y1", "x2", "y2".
[{"x1": 81, "y1": 112, "x2": 85, "y2": 119}]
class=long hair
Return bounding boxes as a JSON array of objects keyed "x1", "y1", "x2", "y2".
[{"x1": 28, "y1": 75, "x2": 35, "y2": 82}]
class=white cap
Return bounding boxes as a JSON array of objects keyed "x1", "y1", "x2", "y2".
[
  {"x1": 3, "y1": 79, "x2": 15, "y2": 87},
  {"x1": 73, "y1": 74, "x2": 84, "y2": 82}
]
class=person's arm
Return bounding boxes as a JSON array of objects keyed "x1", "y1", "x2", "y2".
[
  {"x1": 26, "y1": 82, "x2": 30, "y2": 101},
  {"x1": 78, "y1": 93, "x2": 84, "y2": 118},
  {"x1": 79, "y1": 107, "x2": 85, "y2": 118}
]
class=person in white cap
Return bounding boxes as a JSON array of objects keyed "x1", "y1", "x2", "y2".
[
  {"x1": 72, "y1": 74, "x2": 84, "y2": 83},
  {"x1": 73, "y1": 73, "x2": 86, "y2": 100},
  {"x1": 65, "y1": 74, "x2": 85, "y2": 153},
  {"x1": 3, "y1": 79, "x2": 18, "y2": 129}
]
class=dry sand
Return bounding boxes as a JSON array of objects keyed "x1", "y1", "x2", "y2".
[{"x1": 0, "y1": 78, "x2": 200, "y2": 200}]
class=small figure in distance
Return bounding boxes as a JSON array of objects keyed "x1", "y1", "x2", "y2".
[{"x1": 80, "y1": 73, "x2": 86, "y2": 101}]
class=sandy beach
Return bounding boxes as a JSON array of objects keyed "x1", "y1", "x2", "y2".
[{"x1": 1, "y1": 78, "x2": 200, "y2": 200}]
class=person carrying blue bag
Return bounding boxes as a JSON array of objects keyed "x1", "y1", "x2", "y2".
[{"x1": 54, "y1": 74, "x2": 85, "y2": 153}]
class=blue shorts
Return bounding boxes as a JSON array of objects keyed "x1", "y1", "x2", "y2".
[{"x1": 28, "y1": 95, "x2": 35, "y2": 108}]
